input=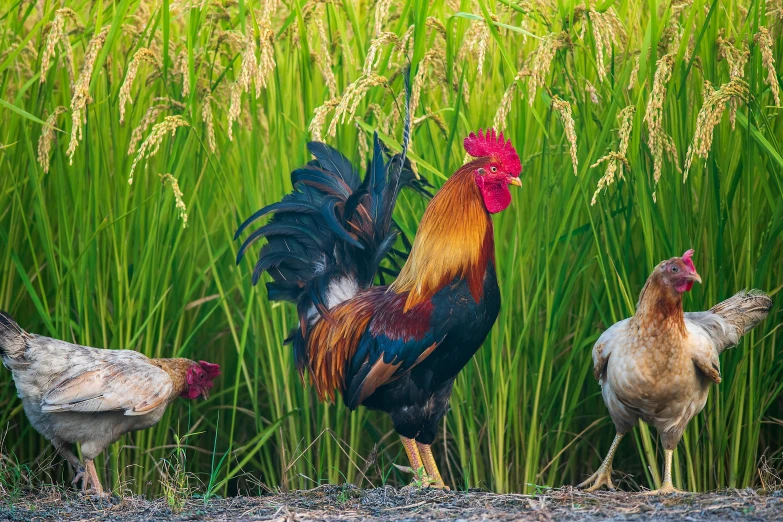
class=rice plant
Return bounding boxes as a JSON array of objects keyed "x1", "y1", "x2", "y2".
[{"x1": 0, "y1": 0, "x2": 780, "y2": 496}]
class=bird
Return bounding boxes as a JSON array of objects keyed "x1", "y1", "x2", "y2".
[
  {"x1": 578, "y1": 249, "x2": 772, "y2": 494},
  {"x1": 0, "y1": 312, "x2": 220, "y2": 496},
  {"x1": 235, "y1": 78, "x2": 522, "y2": 489}
]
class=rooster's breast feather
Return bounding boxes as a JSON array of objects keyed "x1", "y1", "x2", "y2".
[{"x1": 307, "y1": 287, "x2": 446, "y2": 409}]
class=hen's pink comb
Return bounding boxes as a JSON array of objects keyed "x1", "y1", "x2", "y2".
[
  {"x1": 199, "y1": 361, "x2": 222, "y2": 379},
  {"x1": 682, "y1": 249, "x2": 696, "y2": 273},
  {"x1": 464, "y1": 128, "x2": 522, "y2": 176}
]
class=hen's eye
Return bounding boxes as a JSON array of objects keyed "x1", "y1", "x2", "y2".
[
  {"x1": 490, "y1": 166, "x2": 498, "y2": 173},
  {"x1": 671, "y1": 266, "x2": 679, "y2": 273}
]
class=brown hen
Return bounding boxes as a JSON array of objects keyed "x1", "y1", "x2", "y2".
[{"x1": 579, "y1": 250, "x2": 772, "y2": 494}]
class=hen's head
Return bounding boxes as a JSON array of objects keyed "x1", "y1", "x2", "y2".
[
  {"x1": 182, "y1": 361, "x2": 221, "y2": 400},
  {"x1": 657, "y1": 249, "x2": 702, "y2": 293},
  {"x1": 464, "y1": 129, "x2": 522, "y2": 214}
]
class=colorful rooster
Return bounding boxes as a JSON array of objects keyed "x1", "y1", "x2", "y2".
[{"x1": 235, "y1": 87, "x2": 522, "y2": 488}]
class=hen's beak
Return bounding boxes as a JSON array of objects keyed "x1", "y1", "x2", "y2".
[
  {"x1": 508, "y1": 177, "x2": 522, "y2": 187},
  {"x1": 201, "y1": 387, "x2": 210, "y2": 400},
  {"x1": 689, "y1": 272, "x2": 702, "y2": 284}
]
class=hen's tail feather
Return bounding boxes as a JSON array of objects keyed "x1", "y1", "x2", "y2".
[
  {"x1": 709, "y1": 289, "x2": 773, "y2": 353},
  {"x1": 0, "y1": 312, "x2": 27, "y2": 359}
]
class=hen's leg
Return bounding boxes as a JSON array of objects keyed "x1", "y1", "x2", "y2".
[
  {"x1": 82, "y1": 460, "x2": 107, "y2": 497},
  {"x1": 577, "y1": 433, "x2": 623, "y2": 491},
  {"x1": 643, "y1": 449, "x2": 686, "y2": 495},
  {"x1": 54, "y1": 442, "x2": 85, "y2": 488},
  {"x1": 416, "y1": 442, "x2": 449, "y2": 490}
]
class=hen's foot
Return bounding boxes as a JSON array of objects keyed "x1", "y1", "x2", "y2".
[
  {"x1": 577, "y1": 466, "x2": 616, "y2": 492},
  {"x1": 642, "y1": 482, "x2": 687, "y2": 495},
  {"x1": 72, "y1": 466, "x2": 86, "y2": 488},
  {"x1": 81, "y1": 460, "x2": 107, "y2": 497}
]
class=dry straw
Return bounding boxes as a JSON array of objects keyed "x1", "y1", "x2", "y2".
[
  {"x1": 37, "y1": 107, "x2": 67, "y2": 173},
  {"x1": 755, "y1": 27, "x2": 780, "y2": 106},
  {"x1": 591, "y1": 106, "x2": 635, "y2": 205},
  {"x1": 683, "y1": 79, "x2": 750, "y2": 179},
  {"x1": 643, "y1": 53, "x2": 680, "y2": 195},
  {"x1": 129, "y1": 116, "x2": 190, "y2": 184},
  {"x1": 67, "y1": 26, "x2": 110, "y2": 164},
  {"x1": 119, "y1": 48, "x2": 159, "y2": 124},
  {"x1": 159, "y1": 174, "x2": 188, "y2": 228},
  {"x1": 551, "y1": 96, "x2": 578, "y2": 176}
]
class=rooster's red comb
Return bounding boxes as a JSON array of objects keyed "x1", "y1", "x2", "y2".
[
  {"x1": 682, "y1": 249, "x2": 696, "y2": 273},
  {"x1": 464, "y1": 128, "x2": 522, "y2": 176},
  {"x1": 199, "y1": 361, "x2": 221, "y2": 379}
]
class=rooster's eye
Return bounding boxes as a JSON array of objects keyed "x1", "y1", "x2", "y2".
[{"x1": 490, "y1": 166, "x2": 498, "y2": 173}]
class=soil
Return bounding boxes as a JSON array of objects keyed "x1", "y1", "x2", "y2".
[{"x1": 1, "y1": 485, "x2": 781, "y2": 521}]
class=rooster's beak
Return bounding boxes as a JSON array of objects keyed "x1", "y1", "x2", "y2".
[{"x1": 508, "y1": 177, "x2": 522, "y2": 187}]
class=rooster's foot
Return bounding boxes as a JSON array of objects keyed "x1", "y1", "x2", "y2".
[
  {"x1": 642, "y1": 482, "x2": 687, "y2": 495},
  {"x1": 577, "y1": 466, "x2": 616, "y2": 492}
]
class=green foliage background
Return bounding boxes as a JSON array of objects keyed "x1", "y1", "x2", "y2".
[{"x1": 0, "y1": 0, "x2": 781, "y2": 495}]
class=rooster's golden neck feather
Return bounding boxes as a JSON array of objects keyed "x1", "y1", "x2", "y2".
[
  {"x1": 151, "y1": 358, "x2": 194, "y2": 398},
  {"x1": 390, "y1": 160, "x2": 494, "y2": 311}
]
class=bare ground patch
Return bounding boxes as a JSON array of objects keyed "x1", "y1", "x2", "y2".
[{"x1": 0, "y1": 486, "x2": 781, "y2": 521}]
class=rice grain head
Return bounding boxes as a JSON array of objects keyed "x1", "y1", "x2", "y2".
[
  {"x1": 159, "y1": 173, "x2": 188, "y2": 228},
  {"x1": 37, "y1": 106, "x2": 68, "y2": 173},
  {"x1": 683, "y1": 79, "x2": 750, "y2": 179},
  {"x1": 327, "y1": 74, "x2": 390, "y2": 138},
  {"x1": 314, "y1": 19, "x2": 338, "y2": 97},
  {"x1": 364, "y1": 32, "x2": 399, "y2": 76},
  {"x1": 119, "y1": 48, "x2": 160, "y2": 124},
  {"x1": 755, "y1": 27, "x2": 780, "y2": 106},
  {"x1": 40, "y1": 8, "x2": 79, "y2": 84},
  {"x1": 66, "y1": 26, "x2": 110, "y2": 165},
  {"x1": 528, "y1": 32, "x2": 569, "y2": 105},
  {"x1": 551, "y1": 95, "x2": 578, "y2": 176},
  {"x1": 129, "y1": 115, "x2": 190, "y2": 184},
  {"x1": 202, "y1": 94, "x2": 216, "y2": 154},
  {"x1": 128, "y1": 104, "x2": 168, "y2": 155},
  {"x1": 310, "y1": 97, "x2": 342, "y2": 142},
  {"x1": 643, "y1": 53, "x2": 680, "y2": 191},
  {"x1": 591, "y1": 105, "x2": 635, "y2": 205},
  {"x1": 374, "y1": 0, "x2": 392, "y2": 36}
]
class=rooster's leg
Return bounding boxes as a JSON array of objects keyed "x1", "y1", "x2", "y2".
[
  {"x1": 416, "y1": 442, "x2": 449, "y2": 490},
  {"x1": 643, "y1": 449, "x2": 686, "y2": 495},
  {"x1": 577, "y1": 433, "x2": 623, "y2": 492},
  {"x1": 82, "y1": 459, "x2": 107, "y2": 497},
  {"x1": 400, "y1": 436, "x2": 424, "y2": 474}
]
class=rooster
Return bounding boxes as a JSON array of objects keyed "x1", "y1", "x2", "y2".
[
  {"x1": 0, "y1": 312, "x2": 220, "y2": 496},
  {"x1": 235, "y1": 83, "x2": 522, "y2": 488},
  {"x1": 578, "y1": 250, "x2": 772, "y2": 494}
]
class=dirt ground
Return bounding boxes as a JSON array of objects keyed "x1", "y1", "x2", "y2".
[{"x1": 1, "y1": 485, "x2": 781, "y2": 521}]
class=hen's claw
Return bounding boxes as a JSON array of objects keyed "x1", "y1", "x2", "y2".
[
  {"x1": 72, "y1": 466, "x2": 85, "y2": 487},
  {"x1": 577, "y1": 466, "x2": 616, "y2": 492},
  {"x1": 643, "y1": 482, "x2": 687, "y2": 495}
]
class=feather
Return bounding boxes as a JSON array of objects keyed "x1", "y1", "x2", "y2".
[
  {"x1": 234, "y1": 201, "x2": 322, "y2": 240},
  {"x1": 307, "y1": 142, "x2": 360, "y2": 189}
]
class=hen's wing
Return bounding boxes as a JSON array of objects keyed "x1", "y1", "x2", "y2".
[
  {"x1": 685, "y1": 290, "x2": 772, "y2": 383},
  {"x1": 41, "y1": 350, "x2": 173, "y2": 416},
  {"x1": 591, "y1": 318, "x2": 629, "y2": 382}
]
